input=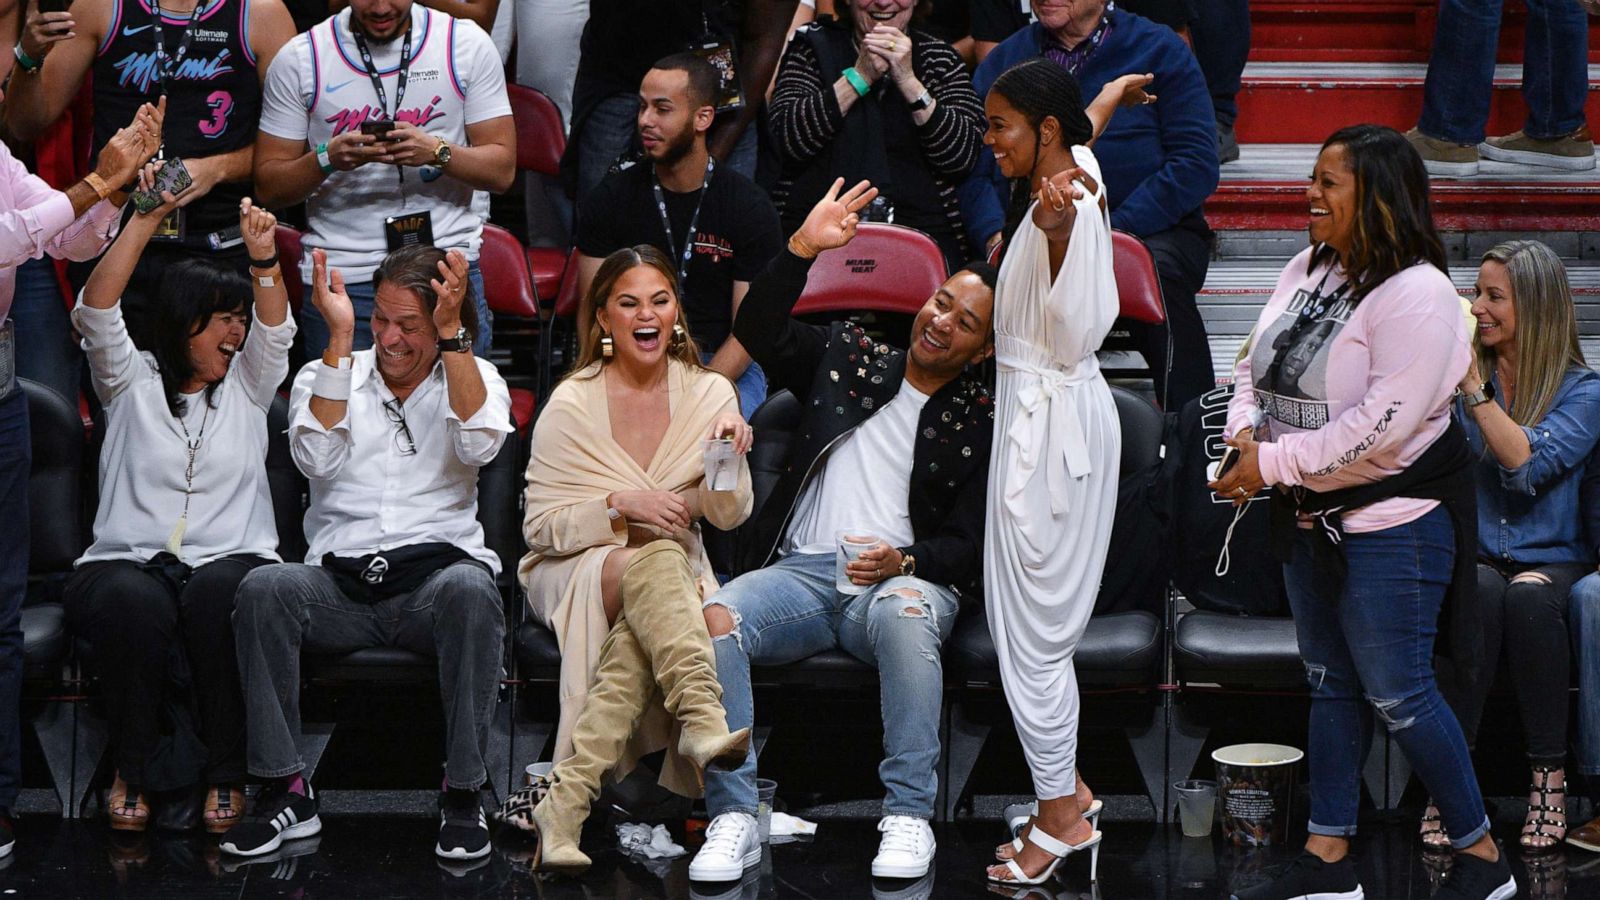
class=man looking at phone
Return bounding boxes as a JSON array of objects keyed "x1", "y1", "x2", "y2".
[
  {"x1": 5, "y1": 0, "x2": 296, "y2": 324},
  {"x1": 252, "y1": 0, "x2": 516, "y2": 360},
  {"x1": 690, "y1": 181, "x2": 995, "y2": 883}
]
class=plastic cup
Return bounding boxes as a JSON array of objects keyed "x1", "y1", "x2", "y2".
[
  {"x1": 1174, "y1": 779, "x2": 1218, "y2": 838},
  {"x1": 704, "y1": 438, "x2": 739, "y2": 492},
  {"x1": 756, "y1": 778, "x2": 778, "y2": 843},
  {"x1": 836, "y1": 532, "x2": 877, "y2": 595},
  {"x1": 525, "y1": 761, "x2": 553, "y2": 788}
]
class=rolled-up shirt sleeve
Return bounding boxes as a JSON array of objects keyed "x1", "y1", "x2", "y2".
[
  {"x1": 1498, "y1": 373, "x2": 1600, "y2": 497},
  {"x1": 446, "y1": 358, "x2": 513, "y2": 467},
  {"x1": 288, "y1": 361, "x2": 354, "y2": 480},
  {"x1": 0, "y1": 145, "x2": 119, "y2": 267}
]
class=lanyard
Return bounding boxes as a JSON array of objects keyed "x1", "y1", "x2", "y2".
[
  {"x1": 149, "y1": 0, "x2": 206, "y2": 95},
  {"x1": 650, "y1": 157, "x2": 714, "y2": 295},
  {"x1": 351, "y1": 18, "x2": 411, "y2": 121}
]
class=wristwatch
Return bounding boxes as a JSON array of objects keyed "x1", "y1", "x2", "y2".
[
  {"x1": 1463, "y1": 381, "x2": 1496, "y2": 408},
  {"x1": 908, "y1": 89, "x2": 933, "y2": 112},
  {"x1": 433, "y1": 139, "x2": 453, "y2": 168},
  {"x1": 898, "y1": 551, "x2": 916, "y2": 578},
  {"x1": 436, "y1": 326, "x2": 471, "y2": 353}
]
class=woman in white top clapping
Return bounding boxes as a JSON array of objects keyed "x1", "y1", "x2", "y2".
[{"x1": 62, "y1": 193, "x2": 295, "y2": 834}]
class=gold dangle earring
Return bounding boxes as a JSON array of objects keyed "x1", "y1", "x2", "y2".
[
  {"x1": 600, "y1": 332, "x2": 615, "y2": 360},
  {"x1": 669, "y1": 323, "x2": 687, "y2": 351}
]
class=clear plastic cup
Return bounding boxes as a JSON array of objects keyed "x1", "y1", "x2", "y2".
[
  {"x1": 1174, "y1": 778, "x2": 1218, "y2": 838},
  {"x1": 524, "y1": 761, "x2": 553, "y2": 787},
  {"x1": 836, "y1": 532, "x2": 878, "y2": 595},
  {"x1": 704, "y1": 438, "x2": 739, "y2": 492},
  {"x1": 756, "y1": 778, "x2": 778, "y2": 843}
]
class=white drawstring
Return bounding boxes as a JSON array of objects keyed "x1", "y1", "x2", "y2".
[{"x1": 1214, "y1": 501, "x2": 1250, "y2": 577}]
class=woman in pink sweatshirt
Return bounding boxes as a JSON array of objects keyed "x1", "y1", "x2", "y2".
[{"x1": 1213, "y1": 125, "x2": 1514, "y2": 900}]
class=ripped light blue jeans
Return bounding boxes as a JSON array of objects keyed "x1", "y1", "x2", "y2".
[
  {"x1": 703, "y1": 552, "x2": 959, "y2": 819},
  {"x1": 1285, "y1": 505, "x2": 1490, "y2": 849}
]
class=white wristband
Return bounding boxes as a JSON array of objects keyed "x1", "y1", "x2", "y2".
[{"x1": 312, "y1": 359, "x2": 353, "y2": 401}]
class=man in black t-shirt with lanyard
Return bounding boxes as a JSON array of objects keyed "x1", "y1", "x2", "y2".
[
  {"x1": 575, "y1": 53, "x2": 782, "y2": 418},
  {"x1": 6, "y1": 0, "x2": 295, "y2": 326}
]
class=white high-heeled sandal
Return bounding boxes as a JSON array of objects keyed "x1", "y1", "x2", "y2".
[
  {"x1": 1006, "y1": 799, "x2": 1102, "y2": 836},
  {"x1": 989, "y1": 823, "x2": 1102, "y2": 885}
]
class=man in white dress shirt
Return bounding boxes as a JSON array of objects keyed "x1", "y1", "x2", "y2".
[{"x1": 221, "y1": 243, "x2": 511, "y2": 863}]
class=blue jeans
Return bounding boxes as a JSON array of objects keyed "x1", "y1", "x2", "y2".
[
  {"x1": 10, "y1": 258, "x2": 80, "y2": 404},
  {"x1": 1419, "y1": 0, "x2": 1591, "y2": 143},
  {"x1": 1285, "y1": 506, "x2": 1490, "y2": 849},
  {"x1": 299, "y1": 263, "x2": 491, "y2": 361},
  {"x1": 1570, "y1": 572, "x2": 1600, "y2": 778},
  {"x1": 699, "y1": 350, "x2": 767, "y2": 420},
  {"x1": 703, "y1": 552, "x2": 959, "y2": 819},
  {"x1": 0, "y1": 388, "x2": 28, "y2": 812}
]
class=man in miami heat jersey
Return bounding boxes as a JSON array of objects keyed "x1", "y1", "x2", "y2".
[{"x1": 254, "y1": 0, "x2": 514, "y2": 358}]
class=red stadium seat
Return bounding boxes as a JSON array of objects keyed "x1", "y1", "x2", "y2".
[
  {"x1": 1111, "y1": 230, "x2": 1166, "y2": 325},
  {"x1": 479, "y1": 224, "x2": 539, "y2": 319},
  {"x1": 792, "y1": 223, "x2": 947, "y2": 317},
  {"x1": 552, "y1": 248, "x2": 582, "y2": 319},
  {"x1": 507, "y1": 84, "x2": 570, "y2": 303},
  {"x1": 275, "y1": 225, "x2": 305, "y2": 314}
]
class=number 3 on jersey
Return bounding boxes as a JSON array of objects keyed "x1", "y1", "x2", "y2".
[{"x1": 199, "y1": 90, "x2": 234, "y2": 138}]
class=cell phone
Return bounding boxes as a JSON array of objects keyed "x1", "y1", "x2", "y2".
[
  {"x1": 360, "y1": 120, "x2": 397, "y2": 139},
  {"x1": 130, "y1": 158, "x2": 194, "y2": 215},
  {"x1": 1208, "y1": 445, "x2": 1241, "y2": 483},
  {"x1": 37, "y1": 0, "x2": 69, "y2": 13}
]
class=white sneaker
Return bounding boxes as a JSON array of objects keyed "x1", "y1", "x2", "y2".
[
  {"x1": 871, "y1": 815, "x2": 935, "y2": 878},
  {"x1": 689, "y1": 812, "x2": 762, "y2": 882}
]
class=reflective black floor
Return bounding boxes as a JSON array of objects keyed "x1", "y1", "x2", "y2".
[{"x1": 5, "y1": 808, "x2": 1600, "y2": 899}]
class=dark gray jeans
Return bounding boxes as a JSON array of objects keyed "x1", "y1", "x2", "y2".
[{"x1": 234, "y1": 561, "x2": 505, "y2": 789}]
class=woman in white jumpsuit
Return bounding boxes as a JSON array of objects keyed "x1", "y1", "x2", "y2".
[{"x1": 981, "y1": 58, "x2": 1122, "y2": 886}]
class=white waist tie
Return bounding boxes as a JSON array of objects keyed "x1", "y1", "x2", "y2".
[{"x1": 996, "y1": 338, "x2": 1100, "y2": 518}]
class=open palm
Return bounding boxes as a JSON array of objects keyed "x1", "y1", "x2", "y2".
[{"x1": 795, "y1": 178, "x2": 880, "y2": 254}]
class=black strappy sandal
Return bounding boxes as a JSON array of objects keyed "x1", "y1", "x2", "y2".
[
  {"x1": 1419, "y1": 799, "x2": 1450, "y2": 850},
  {"x1": 1522, "y1": 765, "x2": 1568, "y2": 850}
]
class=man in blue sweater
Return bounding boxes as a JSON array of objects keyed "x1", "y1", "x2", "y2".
[
  {"x1": 959, "y1": 0, "x2": 1220, "y2": 411},
  {"x1": 1566, "y1": 441, "x2": 1600, "y2": 853}
]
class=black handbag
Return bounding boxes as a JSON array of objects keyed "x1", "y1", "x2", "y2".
[{"x1": 322, "y1": 542, "x2": 480, "y2": 604}]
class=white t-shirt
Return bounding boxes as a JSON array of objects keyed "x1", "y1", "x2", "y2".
[
  {"x1": 783, "y1": 380, "x2": 928, "y2": 556},
  {"x1": 258, "y1": 6, "x2": 512, "y2": 282},
  {"x1": 72, "y1": 300, "x2": 296, "y2": 567}
]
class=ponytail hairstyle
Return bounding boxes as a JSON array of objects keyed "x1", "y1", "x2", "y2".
[
  {"x1": 1308, "y1": 125, "x2": 1448, "y2": 301},
  {"x1": 987, "y1": 59, "x2": 1095, "y2": 251}
]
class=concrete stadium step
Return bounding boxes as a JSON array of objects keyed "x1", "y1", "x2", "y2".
[
  {"x1": 1208, "y1": 144, "x2": 1600, "y2": 233},
  {"x1": 1250, "y1": 0, "x2": 1600, "y2": 65},
  {"x1": 1236, "y1": 62, "x2": 1600, "y2": 145}
]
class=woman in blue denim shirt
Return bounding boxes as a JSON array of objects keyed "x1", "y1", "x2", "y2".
[{"x1": 1425, "y1": 240, "x2": 1600, "y2": 852}]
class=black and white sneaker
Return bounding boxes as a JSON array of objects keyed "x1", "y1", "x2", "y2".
[
  {"x1": 1433, "y1": 849, "x2": 1517, "y2": 900},
  {"x1": 1232, "y1": 850, "x2": 1364, "y2": 900},
  {"x1": 218, "y1": 781, "x2": 322, "y2": 857},
  {"x1": 436, "y1": 789, "x2": 491, "y2": 860},
  {"x1": 0, "y1": 810, "x2": 13, "y2": 859}
]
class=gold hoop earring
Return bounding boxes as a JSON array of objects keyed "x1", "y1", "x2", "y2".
[
  {"x1": 669, "y1": 323, "x2": 687, "y2": 351},
  {"x1": 600, "y1": 334, "x2": 615, "y2": 360}
]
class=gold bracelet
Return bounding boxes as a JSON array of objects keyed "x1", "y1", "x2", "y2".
[
  {"x1": 83, "y1": 172, "x2": 111, "y2": 201},
  {"x1": 787, "y1": 235, "x2": 819, "y2": 259}
]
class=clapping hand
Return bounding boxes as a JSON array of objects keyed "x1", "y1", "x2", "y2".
[
  {"x1": 789, "y1": 178, "x2": 879, "y2": 258},
  {"x1": 238, "y1": 198, "x2": 278, "y2": 260},
  {"x1": 429, "y1": 249, "x2": 470, "y2": 336},
  {"x1": 310, "y1": 249, "x2": 356, "y2": 338},
  {"x1": 95, "y1": 99, "x2": 163, "y2": 189},
  {"x1": 862, "y1": 25, "x2": 914, "y2": 86}
]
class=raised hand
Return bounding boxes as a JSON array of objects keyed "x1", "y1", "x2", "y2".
[
  {"x1": 851, "y1": 31, "x2": 889, "y2": 83},
  {"x1": 789, "y1": 178, "x2": 879, "y2": 258},
  {"x1": 1030, "y1": 169, "x2": 1096, "y2": 237},
  {"x1": 310, "y1": 249, "x2": 356, "y2": 339},
  {"x1": 862, "y1": 25, "x2": 914, "y2": 87},
  {"x1": 95, "y1": 100, "x2": 163, "y2": 188},
  {"x1": 19, "y1": 0, "x2": 75, "y2": 62},
  {"x1": 430, "y1": 249, "x2": 470, "y2": 336},
  {"x1": 238, "y1": 198, "x2": 278, "y2": 260}
]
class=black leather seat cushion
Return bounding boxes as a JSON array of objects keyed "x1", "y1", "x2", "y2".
[
  {"x1": 947, "y1": 610, "x2": 1161, "y2": 687},
  {"x1": 1173, "y1": 610, "x2": 1304, "y2": 688},
  {"x1": 306, "y1": 647, "x2": 435, "y2": 683},
  {"x1": 23, "y1": 603, "x2": 67, "y2": 677}
]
